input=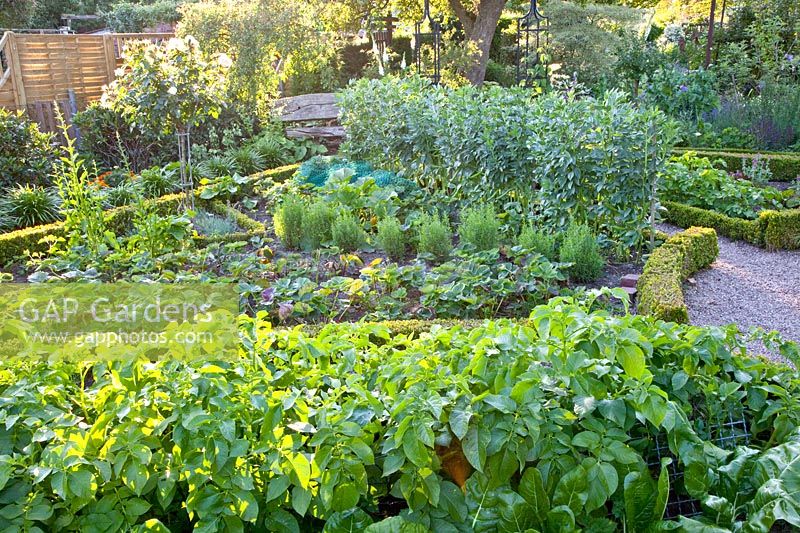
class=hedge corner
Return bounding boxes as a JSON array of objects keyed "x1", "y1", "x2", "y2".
[{"x1": 637, "y1": 226, "x2": 719, "y2": 324}]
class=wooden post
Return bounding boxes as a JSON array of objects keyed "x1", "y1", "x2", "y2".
[
  {"x1": 103, "y1": 34, "x2": 117, "y2": 84},
  {"x1": 7, "y1": 33, "x2": 27, "y2": 110}
]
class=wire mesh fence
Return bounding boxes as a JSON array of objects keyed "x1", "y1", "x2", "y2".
[{"x1": 646, "y1": 408, "x2": 751, "y2": 520}]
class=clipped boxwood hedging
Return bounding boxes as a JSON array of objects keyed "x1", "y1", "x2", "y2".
[
  {"x1": 672, "y1": 147, "x2": 800, "y2": 182},
  {"x1": 246, "y1": 163, "x2": 300, "y2": 190},
  {"x1": 637, "y1": 226, "x2": 718, "y2": 323},
  {"x1": 0, "y1": 193, "x2": 184, "y2": 265},
  {"x1": 0, "y1": 164, "x2": 300, "y2": 265},
  {"x1": 663, "y1": 201, "x2": 800, "y2": 250},
  {"x1": 288, "y1": 318, "x2": 492, "y2": 338}
]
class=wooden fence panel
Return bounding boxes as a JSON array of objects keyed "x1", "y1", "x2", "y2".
[{"x1": 0, "y1": 31, "x2": 172, "y2": 134}]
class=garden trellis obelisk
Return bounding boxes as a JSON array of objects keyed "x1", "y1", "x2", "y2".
[
  {"x1": 413, "y1": 0, "x2": 442, "y2": 85},
  {"x1": 516, "y1": 0, "x2": 549, "y2": 87}
]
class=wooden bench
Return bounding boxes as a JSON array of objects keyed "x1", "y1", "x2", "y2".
[{"x1": 273, "y1": 92, "x2": 344, "y2": 148}]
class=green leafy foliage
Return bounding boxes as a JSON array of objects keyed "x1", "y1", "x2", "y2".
[
  {"x1": 274, "y1": 195, "x2": 304, "y2": 250},
  {"x1": 559, "y1": 223, "x2": 605, "y2": 283},
  {"x1": 516, "y1": 224, "x2": 558, "y2": 261},
  {"x1": 72, "y1": 103, "x2": 174, "y2": 172},
  {"x1": 136, "y1": 164, "x2": 180, "y2": 199},
  {"x1": 339, "y1": 77, "x2": 675, "y2": 249},
  {"x1": 331, "y1": 213, "x2": 367, "y2": 252},
  {"x1": 642, "y1": 66, "x2": 719, "y2": 122},
  {"x1": 662, "y1": 152, "x2": 786, "y2": 219},
  {"x1": 0, "y1": 109, "x2": 56, "y2": 189},
  {"x1": 416, "y1": 213, "x2": 452, "y2": 263},
  {"x1": 102, "y1": 0, "x2": 182, "y2": 32},
  {"x1": 459, "y1": 205, "x2": 500, "y2": 251},
  {"x1": 0, "y1": 185, "x2": 61, "y2": 231},
  {"x1": 1, "y1": 297, "x2": 799, "y2": 531},
  {"x1": 376, "y1": 217, "x2": 406, "y2": 261}
]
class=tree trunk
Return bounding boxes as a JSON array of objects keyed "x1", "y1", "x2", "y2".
[
  {"x1": 448, "y1": 0, "x2": 507, "y2": 86},
  {"x1": 704, "y1": 0, "x2": 717, "y2": 68}
]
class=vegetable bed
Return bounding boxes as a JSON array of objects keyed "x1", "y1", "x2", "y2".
[{"x1": 1, "y1": 297, "x2": 799, "y2": 532}]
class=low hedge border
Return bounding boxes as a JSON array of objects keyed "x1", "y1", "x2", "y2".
[
  {"x1": 637, "y1": 226, "x2": 719, "y2": 324},
  {"x1": 663, "y1": 201, "x2": 800, "y2": 250},
  {"x1": 672, "y1": 147, "x2": 800, "y2": 182},
  {"x1": 0, "y1": 164, "x2": 300, "y2": 265},
  {"x1": 292, "y1": 319, "x2": 490, "y2": 336},
  {"x1": 0, "y1": 193, "x2": 184, "y2": 265}
]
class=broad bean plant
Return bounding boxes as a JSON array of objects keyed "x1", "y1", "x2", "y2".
[{"x1": 338, "y1": 76, "x2": 677, "y2": 249}]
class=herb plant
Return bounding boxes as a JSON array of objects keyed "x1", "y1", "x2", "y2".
[
  {"x1": 331, "y1": 212, "x2": 367, "y2": 251},
  {"x1": 417, "y1": 212, "x2": 452, "y2": 263},
  {"x1": 302, "y1": 201, "x2": 334, "y2": 249},
  {"x1": 459, "y1": 205, "x2": 500, "y2": 251},
  {"x1": 516, "y1": 224, "x2": 558, "y2": 260},
  {"x1": 560, "y1": 222, "x2": 605, "y2": 282},
  {"x1": 274, "y1": 195, "x2": 304, "y2": 250},
  {"x1": 376, "y1": 217, "x2": 406, "y2": 261}
]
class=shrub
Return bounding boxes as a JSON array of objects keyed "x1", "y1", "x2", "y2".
[
  {"x1": 302, "y1": 201, "x2": 334, "y2": 249},
  {"x1": 376, "y1": 217, "x2": 406, "y2": 260},
  {"x1": 102, "y1": 0, "x2": 182, "y2": 32},
  {"x1": 517, "y1": 224, "x2": 558, "y2": 260},
  {"x1": 0, "y1": 109, "x2": 56, "y2": 189},
  {"x1": 761, "y1": 208, "x2": 800, "y2": 250},
  {"x1": 459, "y1": 205, "x2": 500, "y2": 251},
  {"x1": 559, "y1": 223, "x2": 605, "y2": 282},
  {"x1": 641, "y1": 66, "x2": 719, "y2": 122},
  {"x1": 0, "y1": 185, "x2": 60, "y2": 230},
  {"x1": 331, "y1": 213, "x2": 367, "y2": 251},
  {"x1": 136, "y1": 164, "x2": 180, "y2": 198},
  {"x1": 72, "y1": 104, "x2": 172, "y2": 172},
  {"x1": 417, "y1": 212, "x2": 452, "y2": 262},
  {"x1": 274, "y1": 195, "x2": 304, "y2": 250},
  {"x1": 638, "y1": 227, "x2": 718, "y2": 322}
]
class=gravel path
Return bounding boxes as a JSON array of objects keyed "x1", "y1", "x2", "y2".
[{"x1": 660, "y1": 224, "x2": 800, "y2": 359}]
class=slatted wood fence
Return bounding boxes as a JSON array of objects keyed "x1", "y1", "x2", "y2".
[{"x1": 0, "y1": 31, "x2": 172, "y2": 133}]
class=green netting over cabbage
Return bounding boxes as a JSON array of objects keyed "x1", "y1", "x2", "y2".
[{"x1": 296, "y1": 156, "x2": 418, "y2": 193}]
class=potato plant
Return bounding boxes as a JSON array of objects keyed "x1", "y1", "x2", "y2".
[{"x1": 0, "y1": 295, "x2": 799, "y2": 532}]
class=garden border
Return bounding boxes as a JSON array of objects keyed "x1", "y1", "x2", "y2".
[
  {"x1": 672, "y1": 148, "x2": 800, "y2": 182},
  {"x1": 663, "y1": 201, "x2": 800, "y2": 250},
  {"x1": 0, "y1": 163, "x2": 300, "y2": 265},
  {"x1": 637, "y1": 226, "x2": 719, "y2": 324}
]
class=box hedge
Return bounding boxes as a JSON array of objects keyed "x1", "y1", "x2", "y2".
[
  {"x1": 637, "y1": 226, "x2": 718, "y2": 324},
  {"x1": 663, "y1": 201, "x2": 800, "y2": 250},
  {"x1": 0, "y1": 164, "x2": 299, "y2": 265},
  {"x1": 672, "y1": 148, "x2": 800, "y2": 182},
  {"x1": 0, "y1": 193, "x2": 184, "y2": 265}
]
